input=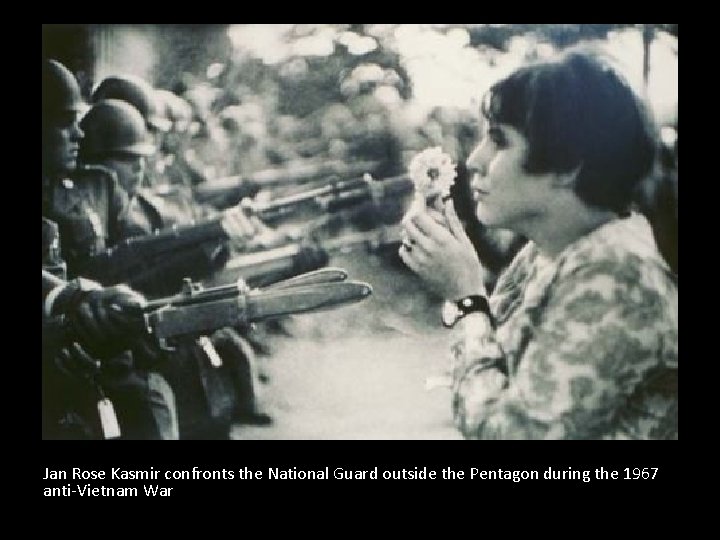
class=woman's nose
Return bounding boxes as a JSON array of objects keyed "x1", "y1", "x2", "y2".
[
  {"x1": 465, "y1": 143, "x2": 488, "y2": 177},
  {"x1": 472, "y1": 163, "x2": 488, "y2": 177}
]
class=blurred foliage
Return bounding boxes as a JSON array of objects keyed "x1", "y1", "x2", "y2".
[{"x1": 44, "y1": 24, "x2": 677, "y2": 181}]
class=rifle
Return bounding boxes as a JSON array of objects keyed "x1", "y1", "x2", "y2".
[
  {"x1": 80, "y1": 173, "x2": 408, "y2": 293},
  {"x1": 209, "y1": 224, "x2": 403, "y2": 287},
  {"x1": 79, "y1": 219, "x2": 230, "y2": 295},
  {"x1": 193, "y1": 159, "x2": 383, "y2": 209},
  {"x1": 206, "y1": 242, "x2": 329, "y2": 289},
  {"x1": 246, "y1": 174, "x2": 413, "y2": 225},
  {"x1": 45, "y1": 268, "x2": 372, "y2": 354}
]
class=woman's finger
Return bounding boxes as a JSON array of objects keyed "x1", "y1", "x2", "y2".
[
  {"x1": 404, "y1": 219, "x2": 436, "y2": 254},
  {"x1": 401, "y1": 242, "x2": 430, "y2": 268},
  {"x1": 443, "y1": 200, "x2": 467, "y2": 242},
  {"x1": 399, "y1": 245, "x2": 422, "y2": 274},
  {"x1": 426, "y1": 208, "x2": 447, "y2": 226},
  {"x1": 411, "y1": 212, "x2": 455, "y2": 245}
]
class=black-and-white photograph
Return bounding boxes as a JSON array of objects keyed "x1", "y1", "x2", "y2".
[{"x1": 42, "y1": 24, "x2": 678, "y2": 441}]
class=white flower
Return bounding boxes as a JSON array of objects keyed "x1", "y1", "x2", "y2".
[{"x1": 408, "y1": 146, "x2": 457, "y2": 201}]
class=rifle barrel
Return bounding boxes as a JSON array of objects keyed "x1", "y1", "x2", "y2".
[{"x1": 253, "y1": 174, "x2": 412, "y2": 222}]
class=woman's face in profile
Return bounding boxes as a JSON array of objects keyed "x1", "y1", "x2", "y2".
[{"x1": 466, "y1": 123, "x2": 549, "y2": 231}]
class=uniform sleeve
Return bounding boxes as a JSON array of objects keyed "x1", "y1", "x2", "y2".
[
  {"x1": 451, "y1": 262, "x2": 666, "y2": 439},
  {"x1": 106, "y1": 171, "x2": 132, "y2": 247},
  {"x1": 42, "y1": 270, "x2": 66, "y2": 317}
]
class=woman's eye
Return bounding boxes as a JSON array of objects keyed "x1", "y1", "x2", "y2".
[{"x1": 488, "y1": 128, "x2": 507, "y2": 148}]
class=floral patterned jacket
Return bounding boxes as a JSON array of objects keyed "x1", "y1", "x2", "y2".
[{"x1": 451, "y1": 213, "x2": 678, "y2": 439}]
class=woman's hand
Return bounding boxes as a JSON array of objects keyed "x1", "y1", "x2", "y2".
[{"x1": 399, "y1": 200, "x2": 487, "y2": 300}]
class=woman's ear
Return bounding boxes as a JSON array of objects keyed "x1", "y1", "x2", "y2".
[{"x1": 550, "y1": 164, "x2": 582, "y2": 190}]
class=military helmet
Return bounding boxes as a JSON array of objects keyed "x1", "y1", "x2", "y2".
[
  {"x1": 42, "y1": 59, "x2": 84, "y2": 116},
  {"x1": 79, "y1": 99, "x2": 155, "y2": 158},
  {"x1": 92, "y1": 75, "x2": 172, "y2": 133},
  {"x1": 156, "y1": 89, "x2": 193, "y2": 132}
]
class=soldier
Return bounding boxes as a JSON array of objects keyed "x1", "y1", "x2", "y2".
[
  {"x1": 155, "y1": 89, "x2": 207, "y2": 189},
  {"x1": 42, "y1": 58, "x2": 178, "y2": 440},
  {"x1": 92, "y1": 74, "x2": 172, "y2": 150},
  {"x1": 78, "y1": 98, "x2": 264, "y2": 291},
  {"x1": 43, "y1": 65, "x2": 132, "y2": 278},
  {"x1": 78, "y1": 96, "x2": 272, "y2": 438},
  {"x1": 77, "y1": 99, "x2": 168, "y2": 238},
  {"x1": 91, "y1": 74, "x2": 202, "y2": 225}
]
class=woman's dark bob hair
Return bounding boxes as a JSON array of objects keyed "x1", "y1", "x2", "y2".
[{"x1": 481, "y1": 50, "x2": 657, "y2": 214}]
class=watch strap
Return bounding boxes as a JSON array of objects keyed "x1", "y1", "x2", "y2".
[{"x1": 445, "y1": 294, "x2": 494, "y2": 329}]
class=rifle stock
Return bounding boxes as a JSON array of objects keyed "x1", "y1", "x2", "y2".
[{"x1": 81, "y1": 219, "x2": 228, "y2": 291}]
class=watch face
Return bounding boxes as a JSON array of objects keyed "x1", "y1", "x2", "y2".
[{"x1": 441, "y1": 300, "x2": 460, "y2": 327}]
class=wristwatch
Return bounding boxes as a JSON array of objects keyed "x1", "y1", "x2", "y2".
[{"x1": 441, "y1": 294, "x2": 493, "y2": 329}]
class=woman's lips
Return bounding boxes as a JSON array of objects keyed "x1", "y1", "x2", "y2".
[
  {"x1": 470, "y1": 173, "x2": 490, "y2": 201},
  {"x1": 472, "y1": 188, "x2": 490, "y2": 201}
]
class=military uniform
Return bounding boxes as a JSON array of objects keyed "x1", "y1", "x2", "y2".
[
  {"x1": 105, "y1": 186, "x2": 229, "y2": 297},
  {"x1": 42, "y1": 217, "x2": 67, "y2": 279},
  {"x1": 136, "y1": 185, "x2": 202, "y2": 229},
  {"x1": 42, "y1": 166, "x2": 178, "y2": 440},
  {"x1": 109, "y1": 180, "x2": 268, "y2": 438},
  {"x1": 42, "y1": 268, "x2": 97, "y2": 439},
  {"x1": 117, "y1": 190, "x2": 165, "y2": 240},
  {"x1": 42, "y1": 165, "x2": 129, "y2": 280}
]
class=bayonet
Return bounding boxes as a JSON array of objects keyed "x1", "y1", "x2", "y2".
[{"x1": 45, "y1": 270, "x2": 372, "y2": 352}]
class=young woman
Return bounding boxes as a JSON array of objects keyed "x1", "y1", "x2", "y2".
[{"x1": 400, "y1": 51, "x2": 677, "y2": 439}]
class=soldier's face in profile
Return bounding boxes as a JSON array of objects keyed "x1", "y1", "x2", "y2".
[
  {"x1": 42, "y1": 111, "x2": 83, "y2": 175},
  {"x1": 102, "y1": 155, "x2": 147, "y2": 196}
]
